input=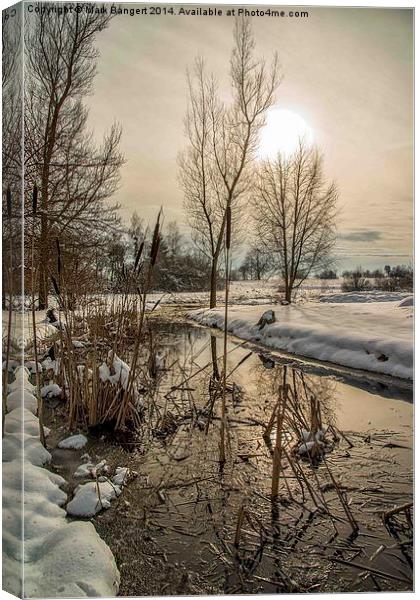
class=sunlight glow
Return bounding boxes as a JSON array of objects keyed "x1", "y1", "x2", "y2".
[{"x1": 257, "y1": 109, "x2": 314, "y2": 160}]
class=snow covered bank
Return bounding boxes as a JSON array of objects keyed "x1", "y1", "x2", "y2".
[
  {"x1": 188, "y1": 299, "x2": 413, "y2": 380},
  {"x1": 2, "y1": 310, "x2": 57, "y2": 352},
  {"x1": 318, "y1": 291, "x2": 412, "y2": 304},
  {"x1": 2, "y1": 366, "x2": 120, "y2": 597}
]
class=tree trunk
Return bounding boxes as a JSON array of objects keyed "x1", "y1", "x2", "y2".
[
  {"x1": 210, "y1": 256, "x2": 218, "y2": 308},
  {"x1": 284, "y1": 278, "x2": 292, "y2": 303}
]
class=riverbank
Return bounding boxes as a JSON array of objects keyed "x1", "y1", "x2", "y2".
[{"x1": 188, "y1": 294, "x2": 413, "y2": 380}]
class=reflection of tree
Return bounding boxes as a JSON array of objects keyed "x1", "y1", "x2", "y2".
[{"x1": 253, "y1": 363, "x2": 338, "y2": 432}]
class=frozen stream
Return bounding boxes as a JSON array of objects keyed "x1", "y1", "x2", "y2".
[{"x1": 45, "y1": 318, "x2": 413, "y2": 595}]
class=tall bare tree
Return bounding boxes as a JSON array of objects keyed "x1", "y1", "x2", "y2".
[
  {"x1": 179, "y1": 18, "x2": 280, "y2": 307},
  {"x1": 25, "y1": 7, "x2": 123, "y2": 308},
  {"x1": 253, "y1": 141, "x2": 338, "y2": 302}
]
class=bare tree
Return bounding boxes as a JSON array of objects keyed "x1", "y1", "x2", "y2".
[
  {"x1": 165, "y1": 221, "x2": 183, "y2": 257},
  {"x1": 179, "y1": 18, "x2": 280, "y2": 307},
  {"x1": 253, "y1": 141, "x2": 338, "y2": 302},
  {"x1": 25, "y1": 7, "x2": 123, "y2": 308},
  {"x1": 128, "y1": 212, "x2": 146, "y2": 260},
  {"x1": 241, "y1": 242, "x2": 272, "y2": 280}
]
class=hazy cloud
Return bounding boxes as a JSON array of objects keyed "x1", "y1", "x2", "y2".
[{"x1": 340, "y1": 230, "x2": 383, "y2": 242}]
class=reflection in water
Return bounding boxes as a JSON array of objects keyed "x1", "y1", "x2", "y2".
[{"x1": 81, "y1": 319, "x2": 413, "y2": 595}]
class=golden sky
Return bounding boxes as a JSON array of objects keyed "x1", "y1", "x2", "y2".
[{"x1": 85, "y1": 5, "x2": 413, "y2": 270}]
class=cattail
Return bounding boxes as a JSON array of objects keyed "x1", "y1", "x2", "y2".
[
  {"x1": 226, "y1": 205, "x2": 232, "y2": 249},
  {"x1": 134, "y1": 241, "x2": 144, "y2": 272},
  {"x1": 151, "y1": 234, "x2": 160, "y2": 266},
  {"x1": 51, "y1": 275, "x2": 60, "y2": 296},
  {"x1": 149, "y1": 209, "x2": 162, "y2": 264},
  {"x1": 6, "y1": 187, "x2": 12, "y2": 218},
  {"x1": 56, "y1": 237, "x2": 61, "y2": 276},
  {"x1": 32, "y1": 185, "x2": 38, "y2": 216}
]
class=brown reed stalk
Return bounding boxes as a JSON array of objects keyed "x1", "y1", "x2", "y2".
[
  {"x1": 219, "y1": 205, "x2": 231, "y2": 465},
  {"x1": 115, "y1": 210, "x2": 161, "y2": 429},
  {"x1": 30, "y1": 185, "x2": 46, "y2": 446}
]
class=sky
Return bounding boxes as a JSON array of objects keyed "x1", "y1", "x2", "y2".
[{"x1": 85, "y1": 5, "x2": 413, "y2": 271}]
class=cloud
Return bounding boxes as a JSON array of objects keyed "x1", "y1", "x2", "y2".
[{"x1": 339, "y1": 230, "x2": 383, "y2": 242}]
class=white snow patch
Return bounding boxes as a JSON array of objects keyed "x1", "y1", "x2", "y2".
[
  {"x1": 188, "y1": 299, "x2": 413, "y2": 380},
  {"x1": 25, "y1": 360, "x2": 43, "y2": 373},
  {"x1": 66, "y1": 480, "x2": 122, "y2": 517},
  {"x1": 58, "y1": 434, "x2": 88, "y2": 450},
  {"x1": 2, "y1": 359, "x2": 19, "y2": 371},
  {"x1": 399, "y1": 295, "x2": 413, "y2": 307},
  {"x1": 113, "y1": 466, "x2": 130, "y2": 486},
  {"x1": 2, "y1": 367, "x2": 120, "y2": 597},
  {"x1": 72, "y1": 340, "x2": 85, "y2": 348},
  {"x1": 318, "y1": 291, "x2": 411, "y2": 304},
  {"x1": 7, "y1": 389, "x2": 38, "y2": 413},
  {"x1": 41, "y1": 383, "x2": 62, "y2": 398}
]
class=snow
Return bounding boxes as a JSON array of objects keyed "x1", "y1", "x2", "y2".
[
  {"x1": 66, "y1": 480, "x2": 122, "y2": 517},
  {"x1": 72, "y1": 339, "x2": 85, "y2": 348},
  {"x1": 58, "y1": 434, "x2": 88, "y2": 450},
  {"x1": 7, "y1": 389, "x2": 38, "y2": 413},
  {"x1": 113, "y1": 466, "x2": 130, "y2": 486},
  {"x1": 74, "y1": 459, "x2": 108, "y2": 479},
  {"x1": 8, "y1": 366, "x2": 36, "y2": 393},
  {"x1": 189, "y1": 298, "x2": 413, "y2": 380},
  {"x1": 318, "y1": 291, "x2": 412, "y2": 303},
  {"x1": 41, "y1": 382, "x2": 62, "y2": 398},
  {"x1": 74, "y1": 462, "x2": 96, "y2": 478},
  {"x1": 2, "y1": 359, "x2": 19, "y2": 371},
  {"x1": 25, "y1": 360, "x2": 43, "y2": 373},
  {"x1": 2, "y1": 310, "x2": 57, "y2": 351},
  {"x1": 2, "y1": 366, "x2": 120, "y2": 597},
  {"x1": 399, "y1": 295, "x2": 413, "y2": 307},
  {"x1": 99, "y1": 351, "x2": 140, "y2": 400}
]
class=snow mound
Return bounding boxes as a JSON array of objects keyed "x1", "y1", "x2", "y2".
[
  {"x1": 4, "y1": 406, "x2": 50, "y2": 438},
  {"x1": 41, "y1": 383, "x2": 62, "y2": 398},
  {"x1": 66, "y1": 480, "x2": 122, "y2": 517},
  {"x1": 2, "y1": 434, "x2": 52, "y2": 466},
  {"x1": 99, "y1": 352, "x2": 131, "y2": 389},
  {"x1": 189, "y1": 299, "x2": 413, "y2": 380},
  {"x1": 8, "y1": 366, "x2": 36, "y2": 393},
  {"x1": 399, "y1": 295, "x2": 413, "y2": 307},
  {"x1": 113, "y1": 466, "x2": 130, "y2": 486},
  {"x1": 23, "y1": 522, "x2": 119, "y2": 598},
  {"x1": 2, "y1": 359, "x2": 19, "y2": 371},
  {"x1": 58, "y1": 434, "x2": 88, "y2": 450},
  {"x1": 7, "y1": 389, "x2": 38, "y2": 413},
  {"x1": 72, "y1": 340, "x2": 85, "y2": 348},
  {"x1": 25, "y1": 360, "x2": 42, "y2": 373},
  {"x1": 2, "y1": 366, "x2": 119, "y2": 597},
  {"x1": 74, "y1": 459, "x2": 108, "y2": 479}
]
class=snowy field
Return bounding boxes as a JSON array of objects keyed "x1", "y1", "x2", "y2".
[
  {"x1": 148, "y1": 277, "x2": 342, "y2": 306},
  {"x1": 188, "y1": 292, "x2": 413, "y2": 380}
]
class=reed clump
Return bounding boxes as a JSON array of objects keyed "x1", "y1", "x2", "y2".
[{"x1": 44, "y1": 212, "x2": 163, "y2": 432}]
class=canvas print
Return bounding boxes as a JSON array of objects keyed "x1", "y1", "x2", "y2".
[{"x1": 2, "y1": 1, "x2": 413, "y2": 597}]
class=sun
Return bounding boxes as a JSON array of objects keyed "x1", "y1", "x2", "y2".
[{"x1": 257, "y1": 108, "x2": 314, "y2": 160}]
